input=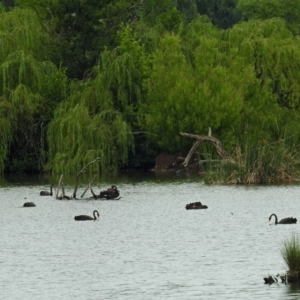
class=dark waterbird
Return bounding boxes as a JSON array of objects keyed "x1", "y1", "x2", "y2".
[
  {"x1": 264, "y1": 275, "x2": 278, "y2": 284},
  {"x1": 40, "y1": 185, "x2": 53, "y2": 196},
  {"x1": 269, "y1": 214, "x2": 297, "y2": 224},
  {"x1": 186, "y1": 202, "x2": 208, "y2": 210},
  {"x1": 74, "y1": 210, "x2": 100, "y2": 221},
  {"x1": 99, "y1": 185, "x2": 120, "y2": 200},
  {"x1": 23, "y1": 202, "x2": 36, "y2": 207}
]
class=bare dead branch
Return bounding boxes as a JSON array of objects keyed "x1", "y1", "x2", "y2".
[
  {"x1": 56, "y1": 174, "x2": 63, "y2": 199},
  {"x1": 73, "y1": 158, "x2": 100, "y2": 199},
  {"x1": 183, "y1": 140, "x2": 201, "y2": 167},
  {"x1": 81, "y1": 175, "x2": 96, "y2": 198},
  {"x1": 179, "y1": 132, "x2": 231, "y2": 167},
  {"x1": 90, "y1": 186, "x2": 98, "y2": 199}
]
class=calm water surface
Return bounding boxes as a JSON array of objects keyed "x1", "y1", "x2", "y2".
[{"x1": 1, "y1": 172, "x2": 300, "y2": 300}]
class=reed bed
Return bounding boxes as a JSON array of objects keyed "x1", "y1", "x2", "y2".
[
  {"x1": 202, "y1": 136, "x2": 300, "y2": 184},
  {"x1": 281, "y1": 234, "x2": 300, "y2": 283}
]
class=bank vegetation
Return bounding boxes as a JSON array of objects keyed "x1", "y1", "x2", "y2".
[{"x1": 1, "y1": 0, "x2": 300, "y2": 184}]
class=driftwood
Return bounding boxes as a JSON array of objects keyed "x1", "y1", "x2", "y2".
[
  {"x1": 55, "y1": 158, "x2": 101, "y2": 200},
  {"x1": 90, "y1": 186, "x2": 98, "y2": 199},
  {"x1": 73, "y1": 157, "x2": 100, "y2": 199},
  {"x1": 55, "y1": 174, "x2": 64, "y2": 199},
  {"x1": 55, "y1": 175, "x2": 72, "y2": 200},
  {"x1": 81, "y1": 175, "x2": 96, "y2": 198},
  {"x1": 179, "y1": 131, "x2": 231, "y2": 167}
]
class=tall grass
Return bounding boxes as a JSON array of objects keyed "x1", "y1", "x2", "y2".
[
  {"x1": 202, "y1": 135, "x2": 300, "y2": 184},
  {"x1": 281, "y1": 233, "x2": 300, "y2": 283}
]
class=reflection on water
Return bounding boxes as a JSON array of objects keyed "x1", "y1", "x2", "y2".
[
  {"x1": 0, "y1": 173, "x2": 300, "y2": 300},
  {"x1": 0, "y1": 169, "x2": 189, "y2": 186},
  {"x1": 287, "y1": 283, "x2": 300, "y2": 297}
]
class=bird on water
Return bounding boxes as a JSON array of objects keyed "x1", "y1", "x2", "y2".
[
  {"x1": 40, "y1": 185, "x2": 54, "y2": 196},
  {"x1": 269, "y1": 214, "x2": 297, "y2": 224},
  {"x1": 74, "y1": 210, "x2": 100, "y2": 221}
]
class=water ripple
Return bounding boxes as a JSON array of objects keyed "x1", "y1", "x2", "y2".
[{"x1": 0, "y1": 182, "x2": 299, "y2": 299}]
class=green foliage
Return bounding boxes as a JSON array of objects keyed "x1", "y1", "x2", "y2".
[
  {"x1": 196, "y1": 0, "x2": 241, "y2": 29},
  {"x1": 142, "y1": 19, "x2": 245, "y2": 152},
  {"x1": 1, "y1": 1, "x2": 300, "y2": 179},
  {"x1": 281, "y1": 233, "x2": 300, "y2": 274},
  {"x1": 142, "y1": 0, "x2": 175, "y2": 26},
  {"x1": 203, "y1": 134, "x2": 300, "y2": 184},
  {"x1": 176, "y1": 0, "x2": 198, "y2": 22},
  {"x1": 238, "y1": 0, "x2": 300, "y2": 34},
  {"x1": 20, "y1": 0, "x2": 140, "y2": 79},
  {"x1": 46, "y1": 24, "x2": 150, "y2": 173},
  {"x1": 238, "y1": 0, "x2": 281, "y2": 20},
  {"x1": 1, "y1": 0, "x2": 14, "y2": 10},
  {"x1": 157, "y1": 7, "x2": 183, "y2": 33},
  {"x1": 0, "y1": 7, "x2": 67, "y2": 173},
  {"x1": 225, "y1": 19, "x2": 300, "y2": 140},
  {"x1": 0, "y1": 8, "x2": 45, "y2": 61},
  {"x1": 0, "y1": 97, "x2": 14, "y2": 170},
  {"x1": 47, "y1": 79, "x2": 134, "y2": 174}
]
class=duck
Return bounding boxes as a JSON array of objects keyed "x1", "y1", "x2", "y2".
[
  {"x1": 269, "y1": 214, "x2": 297, "y2": 224},
  {"x1": 99, "y1": 185, "x2": 120, "y2": 200},
  {"x1": 40, "y1": 185, "x2": 54, "y2": 196},
  {"x1": 23, "y1": 202, "x2": 36, "y2": 207},
  {"x1": 74, "y1": 210, "x2": 100, "y2": 221}
]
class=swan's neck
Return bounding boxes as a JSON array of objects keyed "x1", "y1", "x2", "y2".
[{"x1": 272, "y1": 214, "x2": 278, "y2": 224}]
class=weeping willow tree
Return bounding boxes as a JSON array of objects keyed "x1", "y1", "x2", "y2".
[
  {"x1": 238, "y1": 0, "x2": 300, "y2": 34},
  {"x1": 100, "y1": 27, "x2": 145, "y2": 121},
  {"x1": 0, "y1": 8, "x2": 67, "y2": 172},
  {"x1": 47, "y1": 77, "x2": 134, "y2": 174},
  {"x1": 46, "y1": 26, "x2": 153, "y2": 173},
  {"x1": 225, "y1": 18, "x2": 300, "y2": 139}
]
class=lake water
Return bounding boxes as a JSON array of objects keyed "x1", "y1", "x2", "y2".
[{"x1": 1, "y1": 171, "x2": 300, "y2": 300}]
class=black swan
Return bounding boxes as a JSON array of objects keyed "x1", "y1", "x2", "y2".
[
  {"x1": 264, "y1": 276, "x2": 278, "y2": 284},
  {"x1": 186, "y1": 202, "x2": 208, "y2": 210},
  {"x1": 269, "y1": 214, "x2": 297, "y2": 224},
  {"x1": 74, "y1": 210, "x2": 100, "y2": 221},
  {"x1": 23, "y1": 202, "x2": 36, "y2": 207},
  {"x1": 40, "y1": 185, "x2": 53, "y2": 196},
  {"x1": 99, "y1": 185, "x2": 120, "y2": 200}
]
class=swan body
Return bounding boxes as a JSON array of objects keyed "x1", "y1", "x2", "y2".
[
  {"x1": 269, "y1": 214, "x2": 297, "y2": 224},
  {"x1": 99, "y1": 185, "x2": 120, "y2": 200},
  {"x1": 23, "y1": 202, "x2": 36, "y2": 207},
  {"x1": 186, "y1": 202, "x2": 208, "y2": 210},
  {"x1": 40, "y1": 185, "x2": 53, "y2": 196},
  {"x1": 74, "y1": 210, "x2": 100, "y2": 221}
]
